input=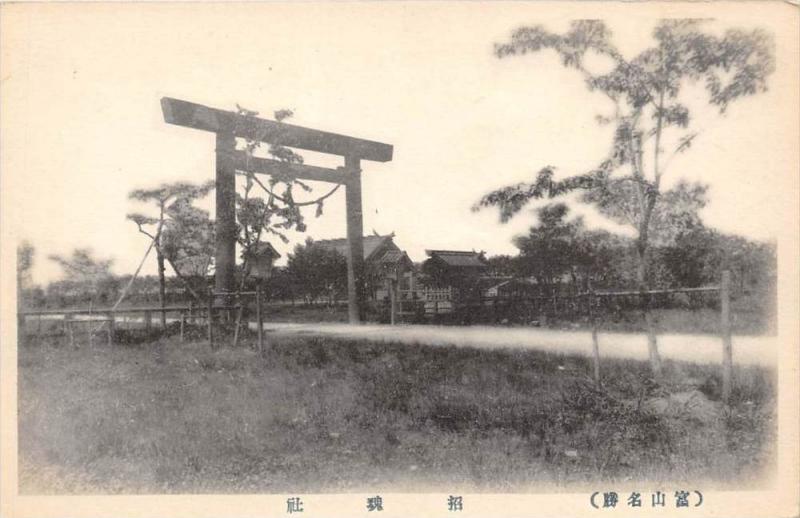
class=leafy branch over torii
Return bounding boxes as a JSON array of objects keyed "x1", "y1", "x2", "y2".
[
  {"x1": 473, "y1": 19, "x2": 774, "y2": 373},
  {"x1": 232, "y1": 105, "x2": 343, "y2": 285}
]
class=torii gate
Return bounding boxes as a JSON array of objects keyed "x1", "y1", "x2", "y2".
[{"x1": 160, "y1": 97, "x2": 393, "y2": 323}]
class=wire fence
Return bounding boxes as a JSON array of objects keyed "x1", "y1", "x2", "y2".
[{"x1": 18, "y1": 272, "x2": 738, "y2": 403}]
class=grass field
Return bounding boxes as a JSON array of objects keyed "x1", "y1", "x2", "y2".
[{"x1": 18, "y1": 330, "x2": 776, "y2": 494}]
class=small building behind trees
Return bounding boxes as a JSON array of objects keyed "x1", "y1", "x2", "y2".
[
  {"x1": 421, "y1": 250, "x2": 488, "y2": 288},
  {"x1": 420, "y1": 250, "x2": 488, "y2": 313},
  {"x1": 315, "y1": 233, "x2": 415, "y2": 302}
]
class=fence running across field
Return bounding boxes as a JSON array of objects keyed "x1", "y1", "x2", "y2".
[
  {"x1": 18, "y1": 272, "x2": 740, "y2": 403},
  {"x1": 19, "y1": 303, "x2": 249, "y2": 348},
  {"x1": 388, "y1": 278, "x2": 733, "y2": 400}
]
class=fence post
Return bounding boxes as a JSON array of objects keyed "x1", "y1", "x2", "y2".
[
  {"x1": 180, "y1": 311, "x2": 185, "y2": 343},
  {"x1": 66, "y1": 315, "x2": 75, "y2": 348},
  {"x1": 589, "y1": 292, "x2": 601, "y2": 385},
  {"x1": 721, "y1": 270, "x2": 733, "y2": 404},
  {"x1": 256, "y1": 285, "x2": 264, "y2": 355},
  {"x1": 107, "y1": 312, "x2": 115, "y2": 346},
  {"x1": 207, "y1": 297, "x2": 214, "y2": 349},
  {"x1": 233, "y1": 304, "x2": 243, "y2": 348},
  {"x1": 389, "y1": 279, "x2": 397, "y2": 325},
  {"x1": 144, "y1": 310, "x2": 152, "y2": 333}
]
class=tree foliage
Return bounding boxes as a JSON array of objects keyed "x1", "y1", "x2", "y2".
[
  {"x1": 129, "y1": 182, "x2": 215, "y2": 216},
  {"x1": 48, "y1": 248, "x2": 114, "y2": 283},
  {"x1": 127, "y1": 181, "x2": 215, "y2": 247},
  {"x1": 661, "y1": 226, "x2": 776, "y2": 290},
  {"x1": 513, "y1": 203, "x2": 622, "y2": 290},
  {"x1": 286, "y1": 238, "x2": 347, "y2": 303},
  {"x1": 17, "y1": 241, "x2": 35, "y2": 288},
  {"x1": 233, "y1": 106, "x2": 344, "y2": 286},
  {"x1": 484, "y1": 254, "x2": 517, "y2": 277},
  {"x1": 474, "y1": 19, "x2": 774, "y2": 286},
  {"x1": 17, "y1": 241, "x2": 36, "y2": 308},
  {"x1": 261, "y1": 266, "x2": 297, "y2": 303},
  {"x1": 127, "y1": 180, "x2": 215, "y2": 301},
  {"x1": 160, "y1": 199, "x2": 215, "y2": 278},
  {"x1": 513, "y1": 203, "x2": 584, "y2": 285}
]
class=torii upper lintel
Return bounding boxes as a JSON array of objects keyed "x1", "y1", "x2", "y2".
[{"x1": 161, "y1": 97, "x2": 393, "y2": 162}]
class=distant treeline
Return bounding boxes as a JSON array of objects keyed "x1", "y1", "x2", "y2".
[
  {"x1": 20, "y1": 226, "x2": 775, "y2": 313},
  {"x1": 485, "y1": 229, "x2": 776, "y2": 294},
  {"x1": 20, "y1": 275, "x2": 205, "y2": 309}
]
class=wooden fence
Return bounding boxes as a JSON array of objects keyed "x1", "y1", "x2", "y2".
[
  {"x1": 18, "y1": 274, "x2": 736, "y2": 404},
  {"x1": 17, "y1": 287, "x2": 267, "y2": 352},
  {"x1": 578, "y1": 280, "x2": 731, "y2": 400},
  {"x1": 380, "y1": 273, "x2": 735, "y2": 403}
]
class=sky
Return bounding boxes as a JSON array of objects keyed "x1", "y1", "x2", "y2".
[{"x1": 2, "y1": 2, "x2": 798, "y2": 285}]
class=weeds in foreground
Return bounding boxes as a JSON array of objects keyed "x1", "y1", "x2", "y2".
[{"x1": 18, "y1": 335, "x2": 775, "y2": 493}]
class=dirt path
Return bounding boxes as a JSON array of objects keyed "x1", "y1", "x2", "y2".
[
  {"x1": 30, "y1": 313, "x2": 777, "y2": 367},
  {"x1": 259, "y1": 322, "x2": 777, "y2": 367}
]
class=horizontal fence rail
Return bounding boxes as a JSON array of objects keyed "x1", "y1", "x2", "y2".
[
  {"x1": 17, "y1": 273, "x2": 739, "y2": 404},
  {"x1": 17, "y1": 305, "x2": 244, "y2": 318},
  {"x1": 586, "y1": 286, "x2": 720, "y2": 297},
  {"x1": 18, "y1": 288, "x2": 267, "y2": 352}
]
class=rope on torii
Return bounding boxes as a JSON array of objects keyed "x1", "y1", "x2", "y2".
[{"x1": 236, "y1": 150, "x2": 343, "y2": 208}]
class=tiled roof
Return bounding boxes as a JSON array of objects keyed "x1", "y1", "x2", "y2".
[
  {"x1": 426, "y1": 250, "x2": 486, "y2": 268},
  {"x1": 375, "y1": 250, "x2": 409, "y2": 265},
  {"x1": 245, "y1": 241, "x2": 281, "y2": 259},
  {"x1": 315, "y1": 235, "x2": 392, "y2": 261}
]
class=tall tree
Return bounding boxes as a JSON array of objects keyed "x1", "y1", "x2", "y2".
[
  {"x1": 661, "y1": 225, "x2": 721, "y2": 288},
  {"x1": 127, "y1": 181, "x2": 214, "y2": 324},
  {"x1": 286, "y1": 238, "x2": 347, "y2": 304},
  {"x1": 160, "y1": 199, "x2": 215, "y2": 280},
  {"x1": 513, "y1": 203, "x2": 584, "y2": 288},
  {"x1": 474, "y1": 20, "x2": 774, "y2": 374},
  {"x1": 513, "y1": 203, "x2": 624, "y2": 291},
  {"x1": 17, "y1": 241, "x2": 35, "y2": 309},
  {"x1": 484, "y1": 254, "x2": 518, "y2": 278},
  {"x1": 48, "y1": 248, "x2": 115, "y2": 307}
]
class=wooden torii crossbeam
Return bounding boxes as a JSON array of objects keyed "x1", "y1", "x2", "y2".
[{"x1": 160, "y1": 97, "x2": 393, "y2": 323}]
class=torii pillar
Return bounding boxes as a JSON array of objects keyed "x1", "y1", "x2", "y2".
[
  {"x1": 160, "y1": 97, "x2": 393, "y2": 323},
  {"x1": 215, "y1": 131, "x2": 237, "y2": 300}
]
